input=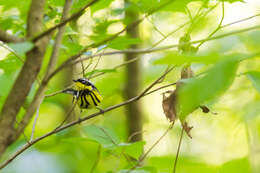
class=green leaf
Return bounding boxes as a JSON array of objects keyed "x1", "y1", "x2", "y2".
[
  {"x1": 219, "y1": 0, "x2": 244, "y2": 3},
  {"x1": 83, "y1": 125, "x2": 120, "y2": 148},
  {"x1": 85, "y1": 69, "x2": 117, "y2": 77},
  {"x1": 246, "y1": 71, "x2": 260, "y2": 93},
  {"x1": 177, "y1": 57, "x2": 240, "y2": 121},
  {"x1": 118, "y1": 141, "x2": 145, "y2": 159},
  {"x1": 153, "y1": 52, "x2": 221, "y2": 66},
  {"x1": 7, "y1": 41, "x2": 34, "y2": 56},
  {"x1": 48, "y1": 0, "x2": 65, "y2": 6},
  {"x1": 0, "y1": 0, "x2": 30, "y2": 19},
  {"x1": 162, "y1": 0, "x2": 209, "y2": 13},
  {"x1": 91, "y1": 0, "x2": 114, "y2": 14},
  {"x1": 108, "y1": 36, "x2": 141, "y2": 50},
  {"x1": 118, "y1": 167, "x2": 156, "y2": 173},
  {"x1": 93, "y1": 20, "x2": 118, "y2": 35},
  {"x1": 243, "y1": 100, "x2": 260, "y2": 121},
  {"x1": 0, "y1": 54, "x2": 23, "y2": 74},
  {"x1": 117, "y1": 169, "x2": 150, "y2": 173},
  {"x1": 219, "y1": 158, "x2": 250, "y2": 173}
]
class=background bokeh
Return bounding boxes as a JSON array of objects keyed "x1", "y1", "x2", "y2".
[{"x1": 0, "y1": 0, "x2": 260, "y2": 172}]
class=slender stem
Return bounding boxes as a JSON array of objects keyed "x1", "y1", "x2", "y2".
[
  {"x1": 173, "y1": 128, "x2": 184, "y2": 173},
  {"x1": 0, "y1": 67, "x2": 172, "y2": 169},
  {"x1": 31, "y1": 0, "x2": 100, "y2": 41},
  {"x1": 30, "y1": 100, "x2": 42, "y2": 141},
  {"x1": 127, "y1": 123, "x2": 174, "y2": 172},
  {"x1": 50, "y1": 23, "x2": 260, "y2": 77},
  {"x1": 90, "y1": 145, "x2": 101, "y2": 173},
  {"x1": 196, "y1": 1, "x2": 225, "y2": 49}
]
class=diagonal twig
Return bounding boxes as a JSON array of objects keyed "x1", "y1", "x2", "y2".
[
  {"x1": 0, "y1": 67, "x2": 173, "y2": 170},
  {"x1": 172, "y1": 128, "x2": 184, "y2": 173},
  {"x1": 32, "y1": 0, "x2": 100, "y2": 42}
]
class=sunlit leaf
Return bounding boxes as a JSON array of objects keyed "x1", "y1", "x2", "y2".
[
  {"x1": 162, "y1": 0, "x2": 209, "y2": 13},
  {"x1": 243, "y1": 100, "x2": 260, "y2": 121},
  {"x1": 83, "y1": 125, "x2": 120, "y2": 148},
  {"x1": 86, "y1": 68, "x2": 117, "y2": 77},
  {"x1": 117, "y1": 169, "x2": 150, "y2": 173},
  {"x1": 93, "y1": 20, "x2": 118, "y2": 35},
  {"x1": 246, "y1": 71, "x2": 260, "y2": 93},
  {"x1": 7, "y1": 41, "x2": 34, "y2": 55},
  {"x1": 219, "y1": 158, "x2": 250, "y2": 173},
  {"x1": 91, "y1": 0, "x2": 114, "y2": 14},
  {"x1": 0, "y1": 0, "x2": 30, "y2": 19},
  {"x1": 177, "y1": 57, "x2": 240, "y2": 121},
  {"x1": 219, "y1": 0, "x2": 244, "y2": 3},
  {"x1": 48, "y1": 0, "x2": 65, "y2": 6},
  {"x1": 0, "y1": 54, "x2": 23, "y2": 74},
  {"x1": 108, "y1": 36, "x2": 141, "y2": 50},
  {"x1": 118, "y1": 167, "x2": 156, "y2": 173},
  {"x1": 118, "y1": 141, "x2": 145, "y2": 159},
  {"x1": 154, "y1": 51, "x2": 221, "y2": 66}
]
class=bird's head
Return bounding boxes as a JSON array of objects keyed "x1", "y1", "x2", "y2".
[{"x1": 73, "y1": 78, "x2": 95, "y2": 91}]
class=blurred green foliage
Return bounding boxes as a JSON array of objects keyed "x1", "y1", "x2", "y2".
[{"x1": 0, "y1": 0, "x2": 260, "y2": 172}]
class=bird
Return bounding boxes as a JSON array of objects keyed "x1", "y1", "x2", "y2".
[{"x1": 63, "y1": 78, "x2": 103, "y2": 111}]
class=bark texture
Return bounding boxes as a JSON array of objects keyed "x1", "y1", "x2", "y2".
[
  {"x1": 0, "y1": 0, "x2": 48, "y2": 156},
  {"x1": 17, "y1": 0, "x2": 73, "y2": 136},
  {"x1": 124, "y1": 0, "x2": 142, "y2": 142},
  {"x1": 0, "y1": 29, "x2": 25, "y2": 43}
]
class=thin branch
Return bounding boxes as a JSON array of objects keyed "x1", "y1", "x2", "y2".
[
  {"x1": 0, "y1": 0, "x2": 49, "y2": 157},
  {"x1": 221, "y1": 13, "x2": 260, "y2": 28},
  {"x1": 150, "y1": 21, "x2": 189, "y2": 49},
  {"x1": 0, "y1": 67, "x2": 172, "y2": 169},
  {"x1": 131, "y1": 0, "x2": 167, "y2": 38},
  {"x1": 128, "y1": 123, "x2": 174, "y2": 172},
  {"x1": 45, "y1": 58, "x2": 140, "y2": 98},
  {"x1": 45, "y1": 62, "x2": 175, "y2": 99},
  {"x1": 31, "y1": 0, "x2": 100, "y2": 42},
  {"x1": 137, "y1": 66, "x2": 174, "y2": 99},
  {"x1": 187, "y1": 3, "x2": 218, "y2": 35},
  {"x1": 197, "y1": 1, "x2": 225, "y2": 49},
  {"x1": 55, "y1": 101, "x2": 78, "y2": 130},
  {"x1": 90, "y1": 144, "x2": 101, "y2": 173},
  {"x1": 54, "y1": 23, "x2": 260, "y2": 75},
  {"x1": 89, "y1": 57, "x2": 139, "y2": 79},
  {"x1": 98, "y1": 127, "x2": 134, "y2": 165},
  {"x1": 16, "y1": 0, "x2": 74, "y2": 137},
  {"x1": 128, "y1": 130, "x2": 146, "y2": 142},
  {"x1": 30, "y1": 100, "x2": 42, "y2": 141},
  {"x1": 144, "y1": 82, "x2": 176, "y2": 96},
  {"x1": 0, "y1": 29, "x2": 25, "y2": 43},
  {"x1": 45, "y1": 85, "x2": 73, "y2": 97},
  {"x1": 0, "y1": 42, "x2": 24, "y2": 63},
  {"x1": 88, "y1": 48, "x2": 106, "y2": 78},
  {"x1": 46, "y1": 0, "x2": 176, "y2": 82},
  {"x1": 172, "y1": 128, "x2": 184, "y2": 173}
]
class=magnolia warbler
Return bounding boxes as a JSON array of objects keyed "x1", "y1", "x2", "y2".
[{"x1": 63, "y1": 78, "x2": 103, "y2": 110}]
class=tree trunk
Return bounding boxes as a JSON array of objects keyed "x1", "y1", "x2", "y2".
[{"x1": 124, "y1": 0, "x2": 142, "y2": 142}]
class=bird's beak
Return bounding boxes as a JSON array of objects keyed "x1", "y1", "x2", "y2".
[{"x1": 73, "y1": 79, "x2": 77, "y2": 82}]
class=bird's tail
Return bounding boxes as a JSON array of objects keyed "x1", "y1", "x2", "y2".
[{"x1": 62, "y1": 88, "x2": 78, "y2": 96}]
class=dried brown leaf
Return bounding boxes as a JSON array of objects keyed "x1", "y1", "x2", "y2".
[
  {"x1": 162, "y1": 90, "x2": 177, "y2": 122},
  {"x1": 199, "y1": 105, "x2": 210, "y2": 113},
  {"x1": 182, "y1": 122, "x2": 193, "y2": 138}
]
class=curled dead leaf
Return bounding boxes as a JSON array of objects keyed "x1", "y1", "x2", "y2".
[
  {"x1": 162, "y1": 90, "x2": 177, "y2": 123},
  {"x1": 182, "y1": 122, "x2": 193, "y2": 138},
  {"x1": 199, "y1": 105, "x2": 210, "y2": 113}
]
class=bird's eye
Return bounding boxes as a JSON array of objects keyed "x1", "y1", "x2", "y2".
[{"x1": 81, "y1": 80, "x2": 86, "y2": 84}]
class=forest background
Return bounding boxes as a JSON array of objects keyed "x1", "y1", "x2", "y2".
[{"x1": 0, "y1": 0, "x2": 260, "y2": 172}]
